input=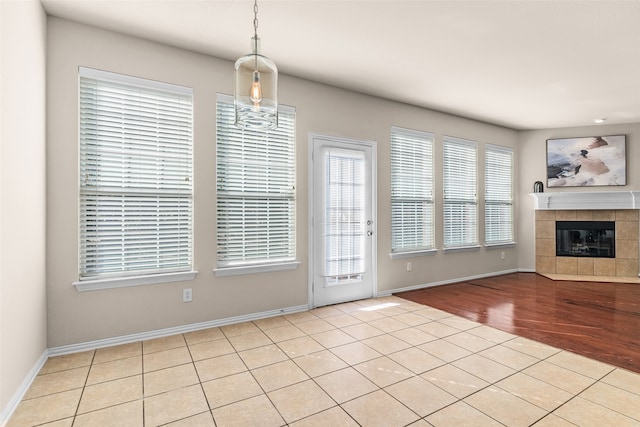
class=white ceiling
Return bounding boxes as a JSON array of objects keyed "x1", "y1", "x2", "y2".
[{"x1": 41, "y1": 0, "x2": 640, "y2": 130}]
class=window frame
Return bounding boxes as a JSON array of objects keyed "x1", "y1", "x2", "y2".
[
  {"x1": 389, "y1": 126, "x2": 436, "y2": 258},
  {"x1": 484, "y1": 144, "x2": 515, "y2": 246},
  {"x1": 442, "y1": 136, "x2": 479, "y2": 251},
  {"x1": 214, "y1": 94, "x2": 298, "y2": 276},
  {"x1": 74, "y1": 67, "x2": 196, "y2": 291}
]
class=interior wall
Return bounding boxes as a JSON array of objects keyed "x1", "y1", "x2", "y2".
[
  {"x1": 517, "y1": 123, "x2": 640, "y2": 271},
  {"x1": 0, "y1": 0, "x2": 48, "y2": 418},
  {"x1": 47, "y1": 17, "x2": 519, "y2": 348}
]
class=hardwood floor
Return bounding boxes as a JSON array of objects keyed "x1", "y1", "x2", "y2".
[{"x1": 395, "y1": 272, "x2": 640, "y2": 374}]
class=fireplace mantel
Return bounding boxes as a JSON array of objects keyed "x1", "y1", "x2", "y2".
[{"x1": 530, "y1": 191, "x2": 640, "y2": 210}]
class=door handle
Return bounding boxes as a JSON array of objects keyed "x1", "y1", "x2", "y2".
[{"x1": 367, "y1": 230, "x2": 374, "y2": 236}]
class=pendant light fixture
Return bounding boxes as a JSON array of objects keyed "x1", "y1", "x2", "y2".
[{"x1": 234, "y1": 0, "x2": 278, "y2": 129}]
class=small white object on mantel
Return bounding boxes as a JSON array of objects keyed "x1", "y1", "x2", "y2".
[{"x1": 530, "y1": 191, "x2": 640, "y2": 210}]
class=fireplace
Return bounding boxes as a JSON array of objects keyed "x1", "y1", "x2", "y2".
[
  {"x1": 531, "y1": 192, "x2": 640, "y2": 278},
  {"x1": 556, "y1": 221, "x2": 615, "y2": 258}
]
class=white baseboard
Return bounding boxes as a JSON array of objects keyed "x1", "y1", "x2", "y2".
[
  {"x1": 1, "y1": 350, "x2": 48, "y2": 427},
  {"x1": 48, "y1": 304, "x2": 309, "y2": 356},
  {"x1": 1, "y1": 303, "x2": 308, "y2": 426},
  {"x1": 378, "y1": 269, "x2": 521, "y2": 296}
]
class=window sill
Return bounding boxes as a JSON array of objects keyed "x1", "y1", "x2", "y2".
[
  {"x1": 214, "y1": 261, "x2": 300, "y2": 277},
  {"x1": 73, "y1": 270, "x2": 198, "y2": 292},
  {"x1": 389, "y1": 249, "x2": 438, "y2": 259},
  {"x1": 443, "y1": 245, "x2": 481, "y2": 254},
  {"x1": 485, "y1": 242, "x2": 517, "y2": 249}
]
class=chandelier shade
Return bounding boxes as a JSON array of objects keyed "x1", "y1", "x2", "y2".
[{"x1": 234, "y1": 1, "x2": 278, "y2": 130}]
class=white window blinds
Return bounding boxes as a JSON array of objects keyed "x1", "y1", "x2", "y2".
[
  {"x1": 79, "y1": 67, "x2": 193, "y2": 280},
  {"x1": 324, "y1": 147, "x2": 365, "y2": 284},
  {"x1": 443, "y1": 136, "x2": 478, "y2": 248},
  {"x1": 485, "y1": 145, "x2": 514, "y2": 244},
  {"x1": 390, "y1": 127, "x2": 434, "y2": 252},
  {"x1": 216, "y1": 94, "x2": 296, "y2": 267}
]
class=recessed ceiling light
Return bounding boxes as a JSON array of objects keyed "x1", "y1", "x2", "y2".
[{"x1": 594, "y1": 118, "x2": 606, "y2": 124}]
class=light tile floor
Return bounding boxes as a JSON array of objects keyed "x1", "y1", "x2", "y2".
[{"x1": 7, "y1": 296, "x2": 640, "y2": 426}]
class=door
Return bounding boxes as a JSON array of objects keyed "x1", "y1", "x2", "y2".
[{"x1": 309, "y1": 134, "x2": 376, "y2": 307}]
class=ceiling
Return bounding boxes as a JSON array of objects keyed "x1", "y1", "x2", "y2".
[{"x1": 40, "y1": 0, "x2": 640, "y2": 130}]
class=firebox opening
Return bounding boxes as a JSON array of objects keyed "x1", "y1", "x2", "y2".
[{"x1": 556, "y1": 221, "x2": 615, "y2": 258}]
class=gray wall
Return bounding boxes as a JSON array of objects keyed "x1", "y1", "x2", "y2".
[
  {"x1": 46, "y1": 17, "x2": 518, "y2": 348},
  {"x1": 517, "y1": 123, "x2": 640, "y2": 271},
  {"x1": 0, "y1": 0, "x2": 48, "y2": 417}
]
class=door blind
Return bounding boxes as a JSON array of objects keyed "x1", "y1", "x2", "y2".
[
  {"x1": 79, "y1": 67, "x2": 193, "y2": 279},
  {"x1": 443, "y1": 136, "x2": 478, "y2": 247},
  {"x1": 324, "y1": 148, "x2": 365, "y2": 284},
  {"x1": 390, "y1": 126, "x2": 434, "y2": 252},
  {"x1": 216, "y1": 94, "x2": 296, "y2": 267},
  {"x1": 485, "y1": 145, "x2": 514, "y2": 244}
]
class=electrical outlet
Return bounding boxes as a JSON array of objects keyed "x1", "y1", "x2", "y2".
[
  {"x1": 406, "y1": 262, "x2": 412, "y2": 272},
  {"x1": 182, "y1": 288, "x2": 192, "y2": 302},
  {"x1": 501, "y1": 251, "x2": 506, "y2": 260}
]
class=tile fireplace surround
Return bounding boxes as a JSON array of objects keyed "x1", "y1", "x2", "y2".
[{"x1": 531, "y1": 191, "x2": 640, "y2": 278}]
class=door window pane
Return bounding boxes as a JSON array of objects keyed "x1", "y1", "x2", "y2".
[{"x1": 324, "y1": 148, "x2": 365, "y2": 285}]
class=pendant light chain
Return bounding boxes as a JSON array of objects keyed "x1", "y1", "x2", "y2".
[
  {"x1": 253, "y1": 0, "x2": 259, "y2": 68},
  {"x1": 253, "y1": 0, "x2": 259, "y2": 40}
]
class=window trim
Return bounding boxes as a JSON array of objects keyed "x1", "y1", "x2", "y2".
[
  {"x1": 443, "y1": 245, "x2": 482, "y2": 254},
  {"x1": 484, "y1": 144, "x2": 515, "y2": 245},
  {"x1": 79, "y1": 66, "x2": 192, "y2": 96},
  {"x1": 77, "y1": 67, "x2": 194, "y2": 289},
  {"x1": 73, "y1": 271, "x2": 198, "y2": 292},
  {"x1": 213, "y1": 261, "x2": 300, "y2": 277},
  {"x1": 443, "y1": 136, "x2": 478, "y2": 249},
  {"x1": 215, "y1": 94, "x2": 297, "y2": 275},
  {"x1": 484, "y1": 242, "x2": 517, "y2": 249},
  {"x1": 389, "y1": 249, "x2": 438, "y2": 259},
  {"x1": 389, "y1": 126, "x2": 435, "y2": 255}
]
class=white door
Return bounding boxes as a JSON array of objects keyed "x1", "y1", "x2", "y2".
[{"x1": 309, "y1": 134, "x2": 376, "y2": 307}]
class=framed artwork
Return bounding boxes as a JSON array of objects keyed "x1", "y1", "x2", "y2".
[{"x1": 546, "y1": 135, "x2": 626, "y2": 187}]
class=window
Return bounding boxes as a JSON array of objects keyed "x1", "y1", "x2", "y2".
[
  {"x1": 78, "y1": 67, "x2": 194, "y2": 287},
  {"x1": 215, "y1": 94, "x2": 296, "y2": 273},
  {"x1": 324, "y1": 147, "x2": 366, "y2": 284},
  {"x1": 485, "y1": 145, "x2": 514, "y2": 244},
  {"x1": 390, "y1": 126, "x2": 434, "y2": 255},
  {"x1": 443, "y1": 136, "x2": 478, "y2": 249}
]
